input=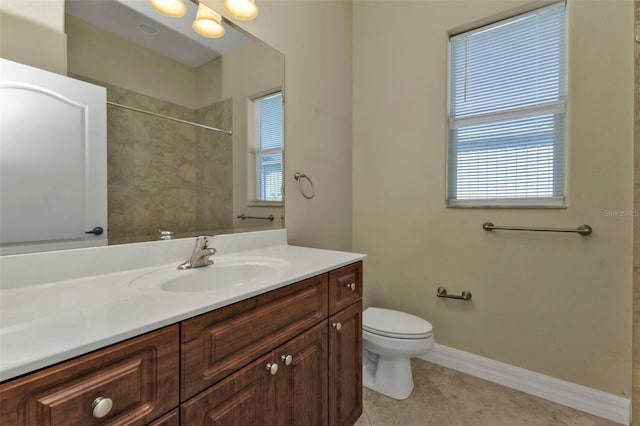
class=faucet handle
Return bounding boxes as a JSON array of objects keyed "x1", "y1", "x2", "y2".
[{"x1": 194, "y1": 236, "x2": 212, "y2": 249}]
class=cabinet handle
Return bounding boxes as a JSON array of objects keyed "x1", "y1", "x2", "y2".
[
  {"x1": 91, "y1": 397, "x2": 113, "y2": 418},
  {"x1": 266, "y1": 362, "x2": 279, "y2": 375},
  {"x1": 346, "y1": 283, "x2": 356, "y2": 291},
  {"x1": 332, "y1": 322, "x2": 342, "y2": 331},
  {"x1": 281, "y1": 354, "x2": 293, "y2": 365}
]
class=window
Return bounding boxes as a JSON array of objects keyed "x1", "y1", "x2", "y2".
[
  {"x1": 447, "y1": 2, "x2": 566, "y2": 207},
  {"x1": 253, "y1": 91, "x2": 283, "y2": 202}
]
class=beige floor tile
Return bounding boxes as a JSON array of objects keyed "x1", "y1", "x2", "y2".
[{"x1": 355, "y1": 359, "x2": 618, "y2": 426}]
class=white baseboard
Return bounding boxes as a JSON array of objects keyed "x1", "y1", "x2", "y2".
[{"x1": 419, "y1": 344, "x2": 631, "y2": 425}]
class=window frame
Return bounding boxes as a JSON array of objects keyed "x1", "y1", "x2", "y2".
[
  {"x1": 249, "y1": 90, "x2": 284, "y2": 206},
  {"x1": 445, "y1": 2, "x2": 567, "y2": 209}
]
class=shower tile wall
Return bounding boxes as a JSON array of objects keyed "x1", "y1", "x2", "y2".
[
  {"x1": 634, "y1": 1, "x2": 639, "y2": 424},
  {"x1": 195, "y1": 101, "x2": 233, "y2": 232},
  {"x1": 75, "y1": 76, "x2": 233, "y2": 244}
]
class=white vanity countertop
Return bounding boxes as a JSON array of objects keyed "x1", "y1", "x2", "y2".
[{"x1": 0, "y1": 231, "x2": 365, "y2": 382}]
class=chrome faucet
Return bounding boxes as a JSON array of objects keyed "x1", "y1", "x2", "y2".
[{"x1": 178, "y1": 236, "x2": 217, "y2": 270}]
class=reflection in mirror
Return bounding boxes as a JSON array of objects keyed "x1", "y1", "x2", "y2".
[{"x1": 0, "y1": 0, "x2": 284, "y2": 254}]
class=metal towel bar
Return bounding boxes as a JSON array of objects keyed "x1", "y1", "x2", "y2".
[
  {"x1": 237, "y1": 214, "x2": 274, "y2": 221},
  {"x1": 482, "y1": 222, "x2": 592, "y2": 236},
  {"x1": 436, "y1": 287, "x2": 472, "y2": 301}
]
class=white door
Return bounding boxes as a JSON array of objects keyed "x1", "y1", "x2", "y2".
[{"x1": 0, "y1": 58, "x2": 107, "y2": 255}]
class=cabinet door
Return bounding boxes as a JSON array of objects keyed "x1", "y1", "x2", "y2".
[
  {"x1": 328, "y1": 262, "x2": 362, "y2": 315},
  {"x1": 328, "y1": 302, "x2": 362, "y2": 426},
  {"x1": 0, "y1": 326, "x2": 179, "y2": 426},
  {"x1": 276, "y1": 322, "x2": 328, "y2": 426},
  {"x1": 180, "y1": 352, "x2": 278, "y2": 426}
]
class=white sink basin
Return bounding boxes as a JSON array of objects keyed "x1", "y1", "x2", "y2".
[{"x1": 130, "y1": 256, "x2": 291, "y2": 293}]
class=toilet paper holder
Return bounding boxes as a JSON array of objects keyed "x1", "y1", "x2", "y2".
[{"x1": 436, "y1": 287, "x2": 472, "y2": 301}]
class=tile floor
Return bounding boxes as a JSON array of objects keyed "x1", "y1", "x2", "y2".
[{"x1": 355, "y1": 359, "x2": 618, "y2": 426}]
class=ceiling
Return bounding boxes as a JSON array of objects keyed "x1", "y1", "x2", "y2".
[{"x1": 65, "y1": 0, "x2": 248, "y2": 68}]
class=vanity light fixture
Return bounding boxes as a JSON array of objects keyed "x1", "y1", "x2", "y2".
[
  {"x1": 147, "y1": 0, "x2": 251, "y2": 39},
  {"x1": 148, "y1": 0, "x2": 187, "y2": 17},
  {"x1": 223, "y1": 0, "x2": 258, "y2": 20},
  {"x1": 192, "y1": 3, "x2": 225, "y2": 38}
]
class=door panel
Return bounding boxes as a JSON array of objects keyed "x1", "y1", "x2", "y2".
[
  {"x1": 0, "y1": 58, "x2": 107, "y2": 254},
  {"x1": 180, "y1": 352, "x2": 277, "y2": 426},
  {"x1": 276, "y1": 322, "x2": 328, "y2": 426},
  {"x1": 328, "y1": 302, "x2": 362, "y2": 426}
]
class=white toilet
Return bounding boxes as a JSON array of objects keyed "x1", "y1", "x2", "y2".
[{"x1": 362, "y1": 307, "x2": 434, "y2": 400}]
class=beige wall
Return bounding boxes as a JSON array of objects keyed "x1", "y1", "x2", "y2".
[
  {"x1": 203, "y1": 0, "x2": 354, "y2": 251},
  {"x1": 196, "y1": 38, "x2": 285, "y2": 231},
  {"x1": 0, "y1": 0, "x2": 66, "y2": 74},
  {"x1": 66, "y1": 15, "x2": 199, "y2": 109},
  {"x1": 353, "y1": 0, "x2": 634, "y2": 397}
]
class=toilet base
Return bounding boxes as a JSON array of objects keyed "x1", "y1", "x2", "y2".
[{"x1": 363, "y1": 350, "x2": 414, "y2": 400}]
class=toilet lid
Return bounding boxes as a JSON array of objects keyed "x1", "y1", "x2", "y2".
[{"x1": 363, "y1": 307, "x2": 433, "y2": 339}]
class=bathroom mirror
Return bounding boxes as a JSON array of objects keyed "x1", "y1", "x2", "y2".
[{"x1": 1, "y1": 0, "x2": 284, "y2": 254}]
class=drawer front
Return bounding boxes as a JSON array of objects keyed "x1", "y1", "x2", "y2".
[
  {"x1": 180, "y1": 274, "x2": 328, "y2": 401},
  {"x1": 328, "y1": 262, "x2": 362, "y2": 315},
  {"x1": 0, "y1": 325, "x2": 179, "y2": 426}
]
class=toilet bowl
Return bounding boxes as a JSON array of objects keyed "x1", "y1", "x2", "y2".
[{"x1": 362, "y1": 307, "x2": 434, "y2": 400}]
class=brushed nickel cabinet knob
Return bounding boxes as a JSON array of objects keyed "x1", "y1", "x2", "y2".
[
  {"x1": 92, "y1": 397, "x2": 113, "y2": 418},
  {"x1": 332, "y1": 322, "x2": 342, "y2": 331},
  {"x1": 281, "y1": 354, "x2": 293, "y2": 365},
  {"x1": 346, "y1": 283, "x2": 356, "y2": 291},
  {"x1": 266, "y1": 362, "x2": 278, "y2": 375}
]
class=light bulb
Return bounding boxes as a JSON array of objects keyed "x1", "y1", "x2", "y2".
[
  {"x1": 148, "y1": 0, "x2": 186, "y2": 17},
  {"x1": 224, "y1": 0, "x2": 258, "y2": 20},
  {"x1": 192, "y1": 3, "x2": 225, "y2": 38}
]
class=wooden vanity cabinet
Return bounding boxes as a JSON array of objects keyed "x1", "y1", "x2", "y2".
[
  {"x1": 179, "y1": 260, "x2": 362, "y2": 426},
  {"x1": 0, "y1": 325, "x2": 179, "y2": 426},
  {"x1": 0, "y1": 261, "x2": 363, "y2": 426}
]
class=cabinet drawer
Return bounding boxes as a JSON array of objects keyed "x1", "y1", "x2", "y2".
[
  {"x1": 0, "y1": 325, "x2": 179, "y2": 426},
  {"x1": 328, "y1": 262, "x2": 362, "y2": 315},
  {"x1": 180, "y1": 275, "x2": 328, "y2": 401}
]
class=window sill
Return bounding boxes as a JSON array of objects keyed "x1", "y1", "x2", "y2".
[
  {"x1": 247, "y1": 200, "x2": 284, "y2": 208},
  {"x1": 447, "y1": 198, "x2": 566, "y2": 209}
]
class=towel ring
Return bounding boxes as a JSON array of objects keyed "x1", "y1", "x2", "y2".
[{"x1": 294, "y1": 172, "x2": 315, "y2": 199}]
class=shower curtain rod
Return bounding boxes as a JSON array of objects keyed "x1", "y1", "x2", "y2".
[{"x1": 107, "y1": 101, "x2": 233, "y2": 135}]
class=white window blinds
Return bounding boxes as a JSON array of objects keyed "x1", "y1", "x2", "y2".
[
  {"x1": 255, "y1": 92, "x2": 283, "y2": 202},
  {"x1": 447, "y1": 2, "x2": 566, "y2": 206}
]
